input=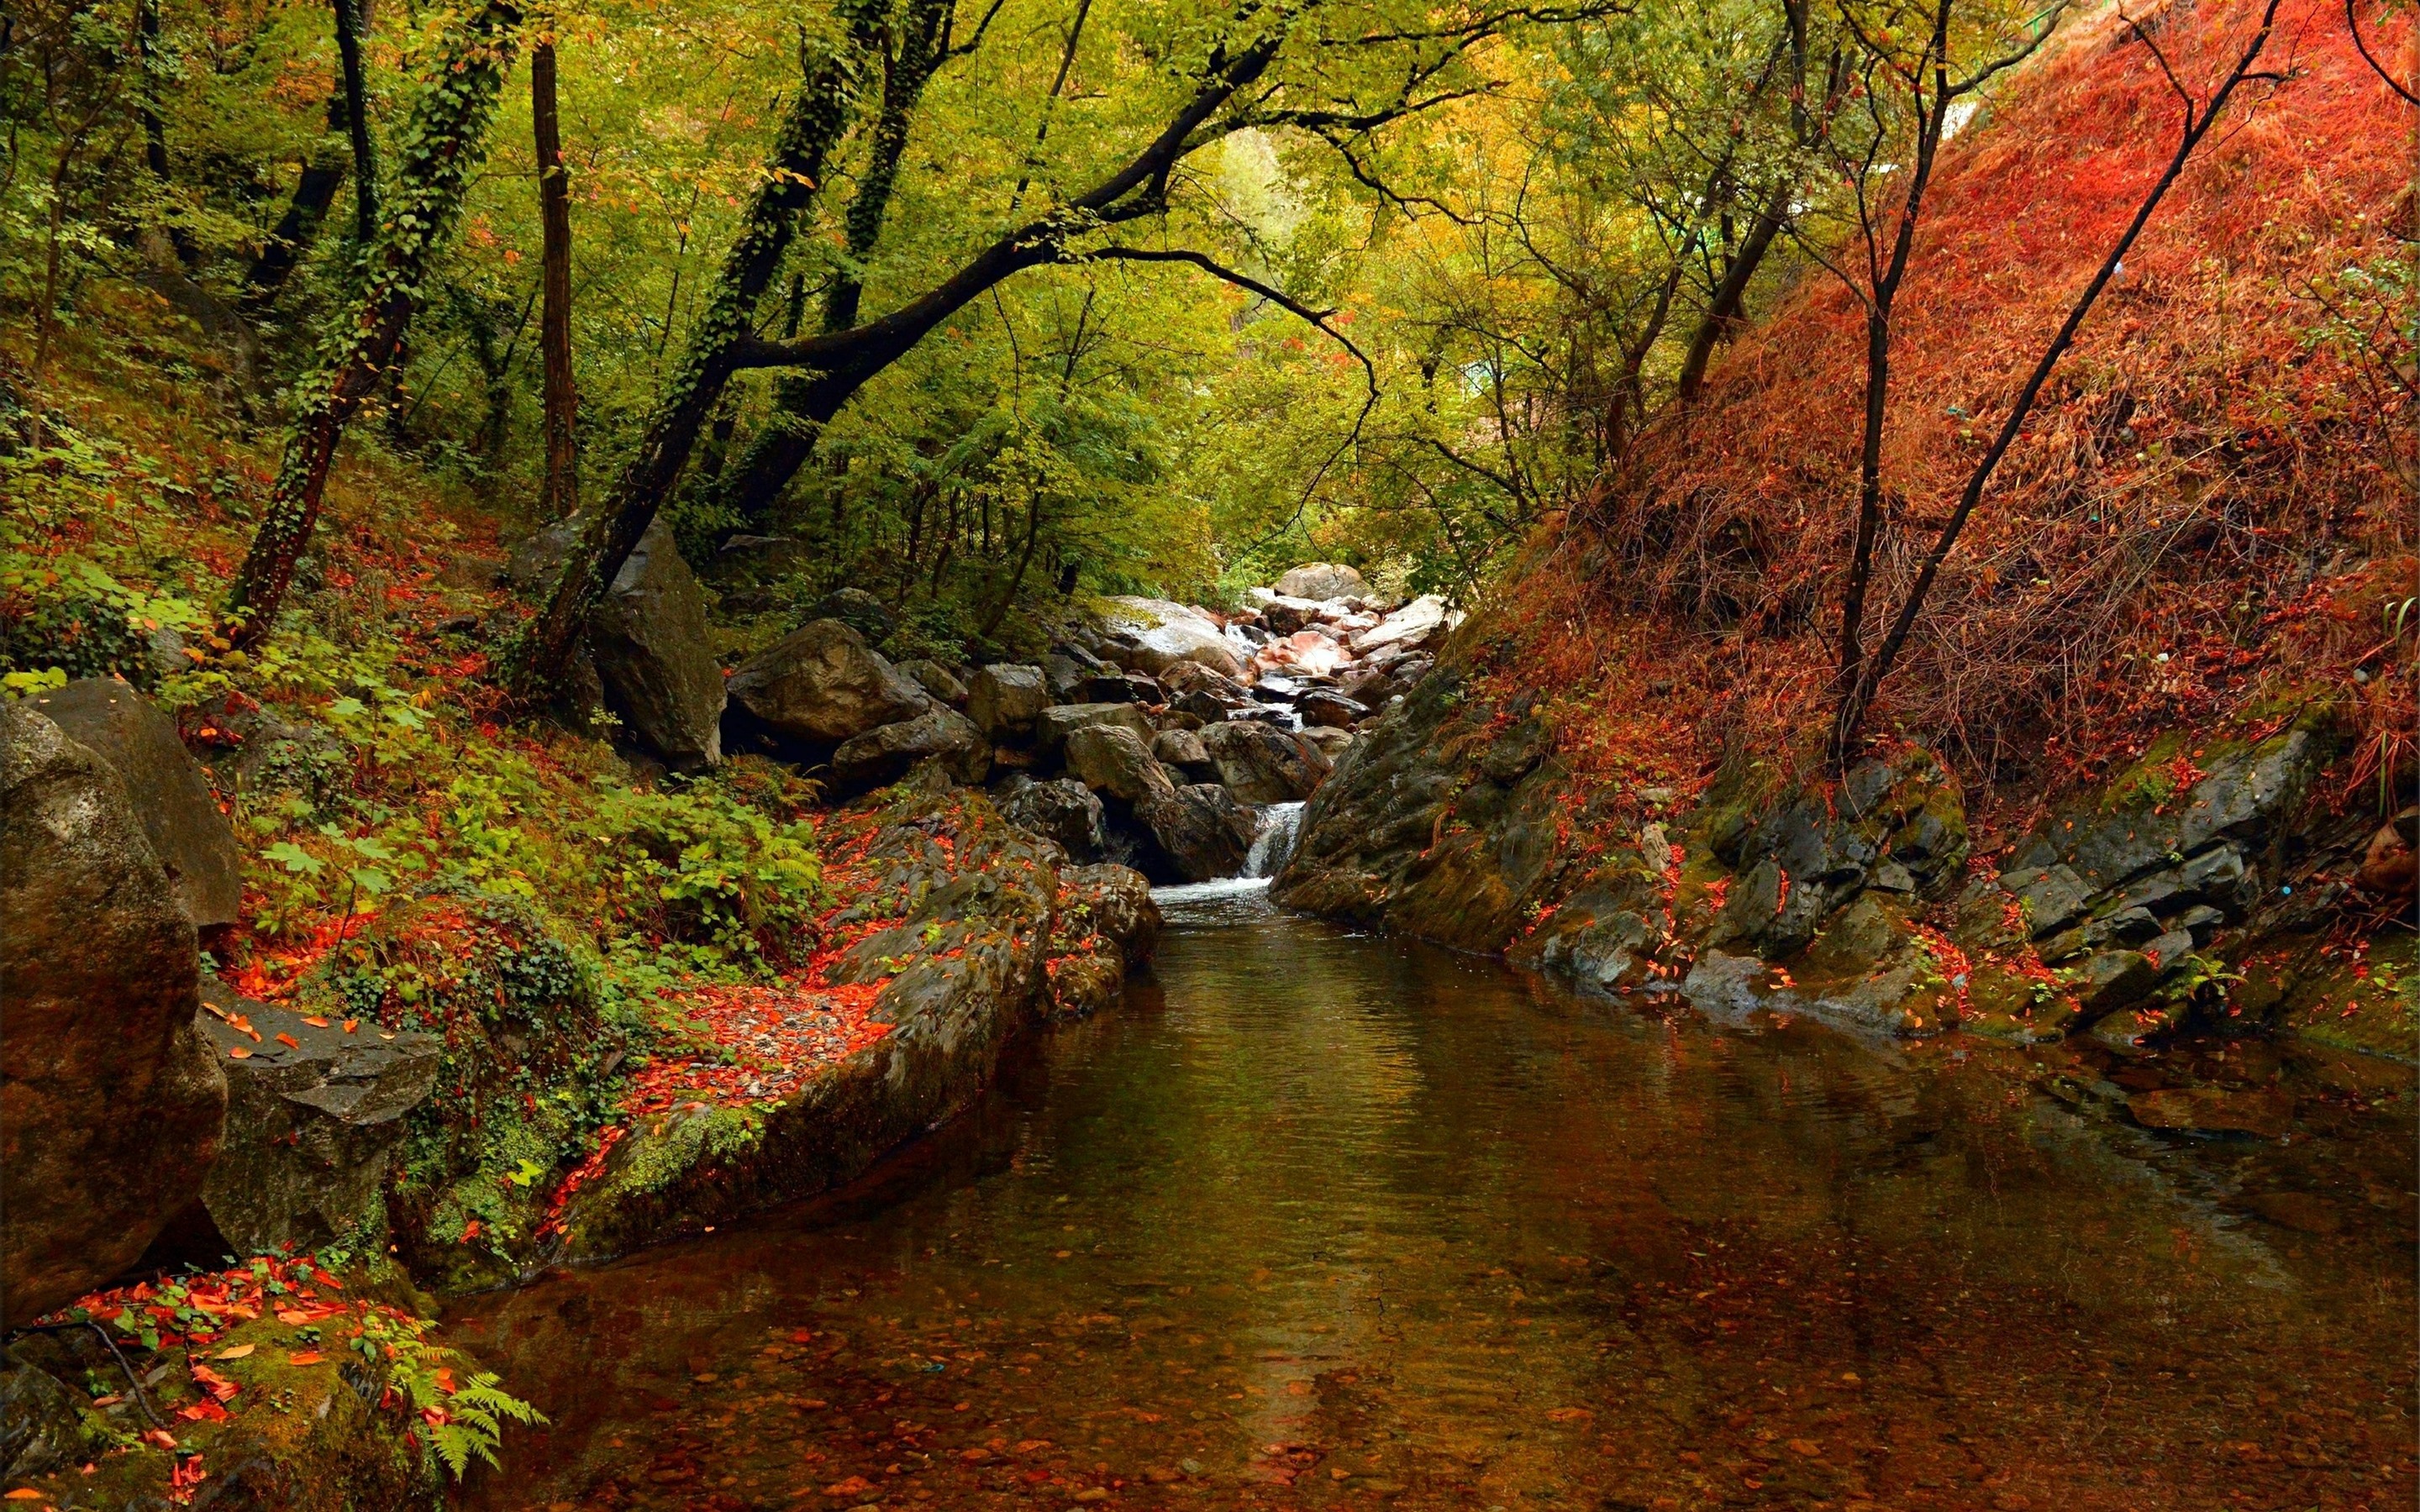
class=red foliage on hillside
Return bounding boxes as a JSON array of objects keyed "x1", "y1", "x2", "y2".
[{"x1": 1530, "y1": 0, "x2": 2413, "y2": 811}]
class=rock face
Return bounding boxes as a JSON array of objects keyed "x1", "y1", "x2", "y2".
[
  {"x1": 1201, "y1": 718, "x2": 1331, "y2": 804},
  {"x1": 1100, "y1": 596, "x2": 1247, "y2": 679},
  {"x1": 1045, "y1": 864, "x2": 1163, "y2": 1018},
  {"x1": 1, "y1": 706, "x2": 225, "y2": 1327},
  {"x1": 589, "y1": 517, "x2": 726, "y2": 769},
  {"x1": 0, "y1": 1349, "x2": 92, "y2": 1480},
  {"x1": 25, "y1": 677, "x2": 242, "y2": 929},
  {"x1": 969, "y1": 664, "x2": 1050, "y2": 739},
  {"x1": 196, "y1": 979, "x2": 441, "y2": 1256},
  {"x1": 1139, "y1": 783, "x2": 1259, "y2": 882},
  {"x1": 1275, "y1": 563, "x2": 1369, "y2": 601},
  {"x1": 1064, "y1": 724, "x2": 1175, "y2": 806},
  {"x1": 729, "y1": 619, "x2": 931, "y2": 746},
  {"x1": 897, "y1": 659, "x2": 969, "y2": 706},
  {"x1": 829, "y1": 705, "x2": 989, "y2": 792},
  {"x1": 998, "y1": 776, "x2": 1111, "y2": 862}
]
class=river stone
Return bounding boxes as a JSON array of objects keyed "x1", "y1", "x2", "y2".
[
  {"x1": 2, "y1": 706, "x2": 226, "y2": 1328},
  {"x1": 1200, "y1": 719, "x2": 1330, "y2": 805},
  {"x1": 969, "y1": 664, "x2": 1050, "y2": 738},
  {"x1": 1139, "y1": 783, "x2": 1258, "y2": 883},
  {"x1": 728, "y1": 619, "x2": 931, "y2": 746},
  {"x1": 1349, "y1": 594, "x2": 1451, "y2": 657},
  {"x1": 2074, "y1": 949, "x2": 2158, "y2": 1017},
  {"x1": 1297, "y1": 690, "x2": 1364, "y2": 729},
  {"x1": 25, "y1": 677, "x2": 241, "y2": 930},
  {"x1": 197, "y1": 979, "x2": 441, "y2": 1256},
  {"x1": 1099, "y1": 596, "x2": 1246, "y2": 679},
  {"x1": 1062, "y1": 863, "x2": 1160, "y2": 966},
  {"x1": 1152, "y1": 728, "x2": 1217, "y2": 783},
  {"x1": 1035, "y1": 701, "x2": 1156, "y2": 755},
  {"x1": 897, "y1": 659, "x2": 969, "y2": 706},
  {"x1": 829, "y1": 705, "x2": 989, "y2": 792},
  {"x1": 1065, "y1": 724, "x2": 1175, "y2": 806},
  {"x1": 590, "y1": 517, "x2": 725, "y2": 769},
  {"x1": 1275, "y1": 563, "x2": 1368, "y2": 601},
  {"x1": 998, "y1": 776, "x2": 1110, "y2": 862}
]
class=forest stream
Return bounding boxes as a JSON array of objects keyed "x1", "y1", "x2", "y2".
[{"x1": 450, "y1": 886, "x2": 2416, "y2": 1512}]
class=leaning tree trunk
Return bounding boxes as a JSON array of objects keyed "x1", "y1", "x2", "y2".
[
  {"x1": 334, "y1": 0, "x2": 380, "y2": 245},
  {"x1": 220, "y1": 0, "x2": 523, "y2": 646},
  {"x1": 511, "y1": 13, "x2": 873, "y2": 700},
  {"x1": 533, "y1": 23, "x2": 578, "y2": 516}
]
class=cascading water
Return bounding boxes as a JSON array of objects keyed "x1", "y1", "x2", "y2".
[{"x1": 1244, "y1": 800, "x2": 1305, "y2": 878}]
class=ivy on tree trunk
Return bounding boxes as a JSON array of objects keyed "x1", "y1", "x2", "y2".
[{"x1": 220, "y1": 0, "x2": 523, "y2": 646}]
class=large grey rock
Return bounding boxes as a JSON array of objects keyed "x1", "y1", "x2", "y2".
[
  {"x1": 1349, "y1": 594, "x2": 1451, "y2": 656},
  {"x1": 591, "y1": 517, "x2": 725, "y2": 769},
  {"x1": 2074, "y1": 949, "x2": 2158, "y2": 1017},
  {"x1": 1200, "y1": 718, "x2": 1331, "y2": 804},
  {"x1": 829, "y1": 705, "x2": 989, "y2": 792},
  {"x1": 969, "y1": 664, "x2": 1050, "y2": 739},
  {"x1": 1035, "y1": 701, "x2": 1156, "y2": 754},
  {"x1": 26, "y1": 677, "x2": 242, "y2": 929},
  {"x1": 1065, "y1": 724, "x2": 1175, "y2": 806},
  {"x1": 1139, "y1": 783, "x2": 1259, "y2": 882},
  {"x1": 1998, "y1": 864, "x2": 2093, "y2": 938},
  {"x1": 1274, "y1": 563, "x2": 1368, "y2": 601},
  {"x1": 2, "y1": 707, "x2": 225, "y2": 1328},
  {"x1": 729, "y1": 619, "x2": 930, "y2": 746},
  {"x1": 998, "y1": 777, "x2": 1111, "y2": 862},
  {"x1": 897, "y1": 659, "x2": 968, "y2": 706},
  {"x1": 1060, "y1": 864, "x2": 1160, "y2": 966},
  {"x1": 1099, "y1": 596, "x2": 1246, "y2": 679},
  {"x1": 1153, "y1": 727, "x2": 1216, "y2": 782},
  {"x1": 196, "y1": 979, "x2": 440, "y2": 1256}
]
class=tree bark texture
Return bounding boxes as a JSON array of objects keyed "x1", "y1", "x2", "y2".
[{"x1": 534, "y1": 29, "x2": 578, "y2": 516}]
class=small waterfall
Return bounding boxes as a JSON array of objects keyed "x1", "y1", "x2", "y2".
[{"x1": 1245, "y1": 801, "x2": 1306, "y2": 879}]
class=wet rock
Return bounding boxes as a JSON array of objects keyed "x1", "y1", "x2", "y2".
[
  {"x1": 1065, "y1": 724, "x2": 1176, "y2": 806},
  {"x1": 808, "y1": 586, "x2": 897, "y2": 647},
  {"x1": 1681, "y1": 949, "x2": 1769, "y2": 1015},
  {"x1": 1705, "y1": 858, "x2": 1827, "y2": 960},
  {"x1": 2015, "y1": 728, "x2": 2321, "y2": 894},
  {"x1": 1299, "y1": 725, "x2": 1356, "y2": 761},
  {"x1": 1999, "y1": 864, "x2": 2094, "y2": 939},
  {"x1": 1035, "y1": 701, "x2": 1156, "y2": 755},
  {"x1": 2, "y1": 706, "x2": 225, "y2": 1327},
  {"x1": 0, "y1": 1349, "x2": 92, "y2": 1479},
  {"x1": 829, "y1": 705, "x2": 989, "y2": 792},
  {"x1": 589, "y1": 517, "x2": 726, "y2": 769},
  {"x1": 2073, "y1": 949, "x2": 2158, "y2": 1017},
  {"x1": 1274, "y1": 563, "x2": 1368, "y2": 601},
  {"x1": 196, "y1": 979, "x2": 441, "y2": 1255},
  {"x1": 1060, "y1": 864, "x2": 1160, "y2": 966},
  {"x1": 969, "y1": 664, "x2": 1050, "y2": 739},
  {"x1": 1099, "y1": 596, "x2": 1247, "y2": 679},
  {"x1": 1153, "y1": 728, "x2": 1216, "y2": 783},
  {"x1": 998, "y1": 777, "x2": 1111, "y2": 862},
  {"x1": 2356, "y1": 808, "x2": 2417, "y2": 896},
  {"x1": 1200, "y1": 719, "x2": 1330, "y2": 804},
  {"x1": 1514, "y1": 872, "x2": 1666, "y2": 995},
  {"x1": 26, "y1": 677, "x2": 241, "y2": 929},
  {"x1": 728, "y1": 619, "x2": 930, "y2": 746},
  {"x1": 1139, "y1": 783, "x2": 1259, "y2": 883},
  {"x1": 1297, "y1": 689, "x2": 1363, "y2": 729},
  {"x1": 897, "y1": 659, "x2": 969, "y2": 706},
  {"x1": 2127, "y1": 1085, "x2": 2292, "y2": 1137},
  {"x1": 1804, "y1": 893, "x2": 1911, "y2": 979}
]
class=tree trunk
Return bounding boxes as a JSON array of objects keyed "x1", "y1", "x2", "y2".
[
  {"x1": 334, "y1": 0, "x2": 379, "y2": 245},
  {"x1": 512, "y1": 17, "x2": 874, "y2": 698},
  {"x1": 221, "y1": 0, "x2": 524, "y2": 644},
  {"x1": 241, "y1": 143, "x2": 347, "y2": 312},
  {"x1": 533, "y1": 29, "x2": 578, "y2": 516}
]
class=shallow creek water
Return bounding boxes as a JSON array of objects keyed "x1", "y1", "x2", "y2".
[{"x1": 454, "y1": 887, "x2": 2415, "y2": 1512}]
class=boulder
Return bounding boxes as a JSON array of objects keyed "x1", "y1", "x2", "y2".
[
  {"x1": 196, "y1": 980, "x2": 441, "y2": 1256},
  {"x1": 2, "y1": 706, "x2": 225, "y2": 1327},
  {"x1": 1064, "y1": 724, "x2": 1176, "y2": 806},
  {"x1": 589, "y1": 517, "x2": 725, "y2": 769},
  {"x1": 1275, "y1": 563, "x2": 1368, "y2": 601},
  {"x1": 1297, "y1": 690, "x2": 1364, "y2": 729},
  {"x1": 897, "y1": 658, "x2": 969, "y2": 706},
  {"x1": 728, "y1": 619, "x2": 930, "y2": 746},
  {"x1": 1099, "y1": 596, "x2": 1247, "y2": 679},
  {"x1": 1035, "y1": 701, "x2": 1157, "y2": 754},
  {"x1": 2074, "y1": 949, "x2": 2158, "y2": 1017},
  {"x1": 1060, "y1": 864, "x2": 1160, "y2": 965},
  {"x1": 1139, "y1": 783, "x2": 1259, "y2": 882},
  {"x1": 998, "y1": 777, "x2": 1111, "y2": 862},
  {"x1": 969, "y1": 663, "x2": 1050, "y2": 738},
  {"x1": 829, "y1": 705, "x2": 989, "y2": 792},
  {"x1": 504, "y1": 513, "x2": 582, "y2": 592},
  {"x1": 1349, "y1": 594, "x2": 1451, "y2": 656},
  {"x1": 1199, "y1": 718, "x2": 1331, "y2": 804},
  {"x1": 1152, "y1": 728, "x2": 1217, "y2": 782},
  {"x1": 25, "y1": 678, "x2": 241, "y2": 929},
  {"x1": 1299, "y1": 725, "x2": 1357, "y2": 761}
]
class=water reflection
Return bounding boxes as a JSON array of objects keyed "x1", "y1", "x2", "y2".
[{"x1": 454, "y1": 909, "x2": 2416, "y2": 1512}]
